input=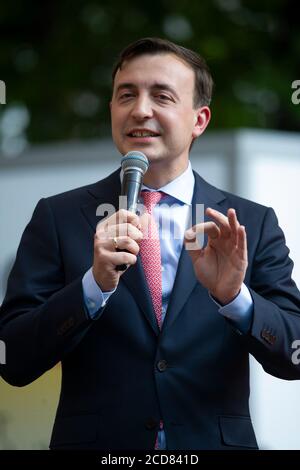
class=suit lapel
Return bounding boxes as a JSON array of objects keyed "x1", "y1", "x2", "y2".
[
  {"x1": 81, "y1": 169, "x2": 160, "y2": 336},
  {"x1": 121, "y1": 258, "x2": 160, "y2": 335},
  {"x1": 162, "y1": 171, "x2": 227, "y2": 331},
  {"x1": 80, "y1": 168, "x2": 227, "y2": 335},
  {"x1": 80, "y1": 169, "x2": 121, "y2": 235}
]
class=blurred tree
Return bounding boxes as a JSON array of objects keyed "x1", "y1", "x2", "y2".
[{"x1": 0, "y1": 0, "x2": 299, "y2": 147}]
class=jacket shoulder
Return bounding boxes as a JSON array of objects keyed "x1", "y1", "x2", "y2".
[
  {"x1": 193, "y1": 170, "x2": 271, "y2": 217},
  {"x1": 43, "y1": 169, "x2": 121, "y2": 209}
]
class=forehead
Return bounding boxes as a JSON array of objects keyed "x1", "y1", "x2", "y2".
[{"x1": 113, "y1": 53, "x2": 195, "y2": 92}]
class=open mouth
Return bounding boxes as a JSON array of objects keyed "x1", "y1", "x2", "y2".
[{"x1": 127, "y1": 130, "x2": 161, "y2": 138}]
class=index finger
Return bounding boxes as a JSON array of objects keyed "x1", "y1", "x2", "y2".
[
  {"x1": 105, "y1": 209, "x2": 141, "y2": 228},
  {"x1": 206, "y1": 207, "x2": 231, "y2": 235},
  {"x1": 185, "y1": 221, "x2": 220, "y2": 240},
  {"x1": 185, "y1": 221, "x2": 220, "y2": 250},
  {"x1": 96, "y1": 209, "x2": 141, "y2": 234},
  {"x1": 116, "y1": 209, "x2": 141, "y2": 227}
]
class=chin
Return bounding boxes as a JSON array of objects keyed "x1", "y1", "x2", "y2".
[{"x1": 142, "y1": 153, "x2": 160, "y2": 161}]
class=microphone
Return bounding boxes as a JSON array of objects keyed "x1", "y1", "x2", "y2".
[
  {"x1": 116, "y1": 151, "x2": 149, "y2": 271},
  {"x1": 120, "y1": 151, "x2": 149, "y2": 212}
]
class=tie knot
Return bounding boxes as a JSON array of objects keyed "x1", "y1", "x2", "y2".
[{"x1": 142, "y1": 191, "x2": 165, "y2": 213}]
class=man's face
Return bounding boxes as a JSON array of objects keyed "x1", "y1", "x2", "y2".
[{"x1": 110, "y1": 53, "x2": 210, "y2": 168}]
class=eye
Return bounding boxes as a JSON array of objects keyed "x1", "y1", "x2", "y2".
[
  {"x1": 157, "y1": 94, "x2": 172, "y2": 101},
  {"x1": 155, "y1": 93, "x2": 175, "y2": 104},
  {"x1": 119, "y1": 92, "x2": 135, "y2": 101}
]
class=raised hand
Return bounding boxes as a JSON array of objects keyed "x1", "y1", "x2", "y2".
[{"x1": 184, "y1": 207, "x2": 248, "y2": 305}]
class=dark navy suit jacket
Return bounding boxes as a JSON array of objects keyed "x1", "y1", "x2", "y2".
[{"x1": 1, "y1": 169, "x2": 300, "y2": 450}]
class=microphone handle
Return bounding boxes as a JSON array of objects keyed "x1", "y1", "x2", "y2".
[
  {"x1": 121, "y1": 169, "x2": 143, "y2": 212},
  {"x1": 116, "y1": 169, "x2": 143, "y2": 271}
]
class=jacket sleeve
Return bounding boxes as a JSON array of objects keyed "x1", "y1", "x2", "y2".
[
  {"x1": 240, "y1": 207, "x2": 300, "y2": 379},
  {"x1": 0, "y1": 198, "x2": 104, "y2": 386}
]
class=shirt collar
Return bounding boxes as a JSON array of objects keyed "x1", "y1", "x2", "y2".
[{"x1": 141, "y1": 161, "x2": 194, "y2": 205}]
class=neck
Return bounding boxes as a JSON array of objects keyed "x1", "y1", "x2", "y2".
[{"x1": 143, "y1": 160, "x2": 189, "y2": 189}]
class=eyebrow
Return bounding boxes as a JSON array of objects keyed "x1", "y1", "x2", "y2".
[{"x1": 115, "y1": 82, "x2": 180, "y2": 100}]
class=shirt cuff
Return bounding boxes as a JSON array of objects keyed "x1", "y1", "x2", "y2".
[
  {"x1": 82, "y1": 267, "x2": 116, "y2": 320},
  {"x1": 210, "y1": 283, "x2": 254, "y2": 334}
]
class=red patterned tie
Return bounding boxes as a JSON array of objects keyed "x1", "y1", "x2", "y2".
[
  {"x1": 139, "y1": 191, "x2": 165, "y2": 450},
  {"x1": 139, "y1": 191, "x2": 164, "y2": 329}
]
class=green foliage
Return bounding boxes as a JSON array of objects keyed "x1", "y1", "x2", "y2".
[{"x1": 0, "y1": 0, "x2": 299, "y2": 144}]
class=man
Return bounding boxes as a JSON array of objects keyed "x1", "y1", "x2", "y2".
[{"x1": 1, "y1": 37, "x2": 300, "y2": 450}]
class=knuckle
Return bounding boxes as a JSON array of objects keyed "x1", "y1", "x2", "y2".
[
  {"x1": 124, "y1": 236, "x2": 132, "y2": 246},
  {"x1": 113, "y1": 226, "x2": 120, "y2": 237},
  {"x1": 96, "y1": 244, "x2": 105, "y2": 256},
  {"x1": 94, "y1": 233, "x2": 102, "y2": 245},
  {"x1": 119, "y1": 224, "x2": 129, "y2": 237}
]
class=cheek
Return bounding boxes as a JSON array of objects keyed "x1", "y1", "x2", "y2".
[
  {"x1": 162, "y1": 108, "x2": 192, "y2": 127},
  {"x1": 164, "y1": 113, "x2": 194, "y2": 139},
  {"x1": 111, "y1": 116, "x2": 121, "y2": 141},
  {"x1": 111, "y1": 105, "x2": 125, "y2": 121},
  {"x1": 111, "y1": 110, "x2": 119, "y2": 124},
  {"x1": 158, "y1": 110, "x2": 179, "y2": 132},
  {"x1": 111, "y1": 113, "x2": 126, "y2": 138}
]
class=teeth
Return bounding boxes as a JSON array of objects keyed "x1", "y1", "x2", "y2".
[{"x1": 131, "y1": 131, "x2": 157, "y2": 137}]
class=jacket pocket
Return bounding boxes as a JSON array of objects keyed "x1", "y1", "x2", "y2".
[
  {"x1": 218, "y1": 415, "x2": 258, "y2": 449},
  {"x1": 50, "y1": 413, "x2": 99, "y2": 448}
]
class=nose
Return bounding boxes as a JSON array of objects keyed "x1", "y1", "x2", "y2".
[{"x1": 131, "y1": 95, "x2": 153, "y2": 121}]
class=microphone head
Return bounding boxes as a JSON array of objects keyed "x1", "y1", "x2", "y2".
[{"x1": 121, "y1": 151, "x2": 149, "y2": 175}]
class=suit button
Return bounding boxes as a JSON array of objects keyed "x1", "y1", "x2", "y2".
[
  {"x1": 157, "y1": 359, "x2": 168, "y2": 372},
  {"x1": 145, "y1": 419, "x2": 158, "y2": 430}
]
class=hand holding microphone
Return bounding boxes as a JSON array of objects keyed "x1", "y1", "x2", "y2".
[
  {"x1": 92, "y1": 151, "x2": 148, "y2": 291},
  {"x1": 116, "y1": 151, "x2": 149, "y2": 270}
]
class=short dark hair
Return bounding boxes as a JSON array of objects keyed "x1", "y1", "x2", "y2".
[{"x1": 112, "y1": 37, "x2": 213, "y2": 107}]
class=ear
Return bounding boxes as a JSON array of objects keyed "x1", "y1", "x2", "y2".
[{"x1": 192, "y1": 106, "x2": 211, "y2": 139}]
